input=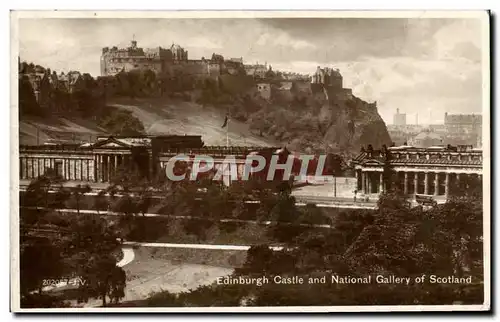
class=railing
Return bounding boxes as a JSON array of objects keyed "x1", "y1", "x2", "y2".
[
  {"x1": 20, "y1": 144, "x2": 93, "y2": 152},
  {"x1": 158, "y1": 146, "x2": 281, "y2": 156}
]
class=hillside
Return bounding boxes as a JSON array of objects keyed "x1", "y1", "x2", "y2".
[
  {"x1": 18, "y1": 62, "x2": 390, "y2": 153},
  {"x1": 19, "y1": 94, "x2": 390, "y2": 154},
  {"x1": 19, "y1": 98, "x2": 278, "y2": 147},
  {"x1": 109, "y1": 97, "x2": 278, "y2": 147},
  {"x1": 19, "y1": 116, "x2": 107, "y2": 145}
]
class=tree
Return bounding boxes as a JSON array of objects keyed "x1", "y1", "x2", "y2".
[
  {"x1": 20, "y1": 236, "x2": 65, "y2": 298},
  {"x1": 20, "y1": 177, "x2": 127, "y2": 307},
  {"x1": 266, "y1": 193, "x2": 304, "y2": 243},
  {"x1": 237, "y1": 244, "x2": 275, "y2": 275},
  {"x1": 93, "y1": 190, "x2": 110, "y2": 215},
  {"x1": 60, "y1": 214, "x2": 126, "y2": 307},
  {"x1": 99, "y1": 108, "x2": 145, "y2": 136},
  {"x1": 19, "y1": 75, "x2": 42, "y2": 117},
  {"x1": 24, "y1": 168, "x2": 66, "y2": 209},
  {"x1": 68, "y1": 184, "x2": 92, "y2": 215}
]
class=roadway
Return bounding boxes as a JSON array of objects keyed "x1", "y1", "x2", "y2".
[
  {"x1": 21, "y1": 206, "x2": 337, "y2": 229},
  {"x1": 18, "y1": 179, "x2": 377, "y2": 210}
]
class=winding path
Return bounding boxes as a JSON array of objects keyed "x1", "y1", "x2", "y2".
[
  {"x1": 123, "y1": 241, "x2": 284, "y2": 251},
  {"x1": 116, "y1": 247, "x2": 135, "y2": 267}
]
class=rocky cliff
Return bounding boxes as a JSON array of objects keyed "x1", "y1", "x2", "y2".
[{"x1": 244, "y1": 84, "x2": 391, "y2": 156}]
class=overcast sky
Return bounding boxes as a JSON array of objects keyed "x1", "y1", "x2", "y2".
[{"x1": 18, "y1": 17, "x2": 484, "y2": 124}]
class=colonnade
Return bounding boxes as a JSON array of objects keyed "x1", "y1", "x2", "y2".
[
  {"x1": 356, "y1": 169, "x2": 482, "y2": 198},
  {"x1": 94, "y1": 153, "x2": 133, "y2": 182}
]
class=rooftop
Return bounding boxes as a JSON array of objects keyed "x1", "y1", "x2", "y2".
[{"x1": 352, "y1": 145, "x2": 483, "y2": 167}]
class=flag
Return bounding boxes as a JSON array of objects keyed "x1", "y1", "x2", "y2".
[{"x1": 221, "y1": 115, "x2": 229, "y2": 128}]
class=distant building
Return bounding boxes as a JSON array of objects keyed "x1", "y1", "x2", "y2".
[
  {"x1": 100, "y1": 40, "x2": 188, "y2": 76},
  {"x1": 393, "y1": 108, "x2": 407, "y2": 126},
  {"x1": 311, "y1": 66, "x2": 342, "y2": 89},
  {"x1": 444, "y1": 112, "x2": 482, "y2": 136},
  {"x1": 443, "y1": 112, "x2": 482, "y2": 148},
  {"x1": 387, "y1": 124, "x2": 424, "y2": 146},
  {"x1": 99, "y1": 39, "x2": 245, "y2": 80},
  {"x1": 57, "y1": 71, "x2": 84, "y2": 93},
  {"x1": 409, "y1": 130, "x2": 443, "y2": 148},
  {"x1": 274, "y1": 81, "x2": 294, "y2": 101},
  {"x1": 429, "y1": 124, "x2": 446, "y2": 134},
  {"x1": 244, "y1": 63, "x2": 269, "y2": 79},
  {"x1": 280, "y1": 72, "x2": 310, "y2": 82},
  {"x1": 256, "y1": 82, "x2": 272, "y2": 100},
  {"x1": 229, "y1": 57, "x2": 243, "y2": 64}
]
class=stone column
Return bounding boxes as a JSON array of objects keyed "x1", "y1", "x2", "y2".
[
  {"x1": 379, "y1": 172, "x2": 383, "y2": 194},
  {"x1": 414, "y1": 172, "x2": 419, "y2": 194},
  {"x1": 94, "y1": 155, "x2": 98, "y2": 182},
  {"x1": 434, "y1": 172, "x2": 439, "y2": 196},
  {"x1": 366, "y1": 172, "x2": 371, "y2": 194},
  {"x1": 101, "y1": 155, "x2": 105, "y2": 183},
  {"x1": 106, "y1": 155, "x2": 111, "y2": 182},
  {"x1": 445, "y1": 172, "x2": 450, "y2": 198},
  {"x1": 355, "y1": 170, "x2": 359, "y2": 191},
  {"x1": 404, "y1": 172, "x2": 408, "y2": 195},
  {"x1": 424, "y1": 172, "x2": 429, "y2": 195},
  {"x1": 114, "y1": 155, "x2": 118, "y2": 178},
  {"x1": 362, "y1": 171, "x2": 366, "y2": 194},
  {"x1": 97, "y1": 154, "x2": 104, "y2": 182}
]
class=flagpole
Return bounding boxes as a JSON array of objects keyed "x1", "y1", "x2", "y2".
[{"x1": 226, "y1": 115, "x2": 229, "y2": 148}]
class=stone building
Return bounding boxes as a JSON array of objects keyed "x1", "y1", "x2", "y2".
[
  {"x1": 256, "y1": 82, "x2": 272, "y2": 100},
  {"x1": 100, "y1": 40, "x2": 188, "y2": 76},
  {"x1": 409, "y1": 130, "x2": 444, "y2": 148},
  {"x1": 280, "y1": 72, "x2": 310, "y2": 82},
  {"x1": 57, "y1": 71, "x2": 85, "y2": 93},
  {"x1": 99, "y1": 39, "x2": 245, "y2": 81},
  {"x1": 274, "y1": 81, "x2": 294, "y2": 101},
  {"x1": 444, "y1": 112, "x2": 482, "y2": 148},
  {"x1": 393, "y1": 108, "x2": 407, "y2": 126},
  {"x1": 444, "y1": 112, "x2": 482, "y2": 135},
  {"x1": 311, "y1": 66, "x2": 343, "y2": 89},
  {"x1": 244, "y1": 63, "x2": 269, "y2": 80},
  {"x1": 19, "y1": 135, "x2": 281, "y2": 185},
  {"x1": 352, "y1": 145, "x2": 482, "y2": 202},
  {"x1": 20, "y1": 67, "x2": 84, "y2": 107}
]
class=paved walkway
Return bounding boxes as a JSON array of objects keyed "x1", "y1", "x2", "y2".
[
  {"x1": 116, "y1": 247, "x2": 135, "y2": 267},
  {"x1": 123, "y1": 241, "x2": 284, "y2": 251}
]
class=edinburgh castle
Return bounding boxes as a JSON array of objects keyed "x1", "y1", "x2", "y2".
[{"x1": 100, "y1": 39, "x2": 245, "y2": 78}]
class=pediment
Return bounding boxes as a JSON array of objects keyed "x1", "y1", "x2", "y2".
[
  {"x1": 362, "y1": 159, "x2": 385, "y2": 166},
  {"x1": 92, "y1": 137, "x2": 131, "y2": 149},
  {"x1": 99, "y1": 142, "x2": 126, "y2": 148}
]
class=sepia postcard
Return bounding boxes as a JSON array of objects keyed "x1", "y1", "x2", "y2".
[{"x1": 10, "y1": 10, "x2": 490, "y2": 312}]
